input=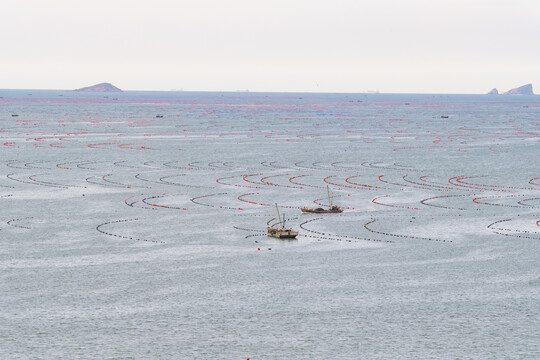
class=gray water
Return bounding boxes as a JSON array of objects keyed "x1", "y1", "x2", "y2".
[{"x1": 1, "y1": 90, "x2": 539, "y2": 359}]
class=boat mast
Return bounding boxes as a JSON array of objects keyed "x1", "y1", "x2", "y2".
[
  {"x1": 275, "y1": 203, "x2": 283, "y2": 228},
  {"x1": 327, "y1": 185, "x2": 333, "y2": 207}
]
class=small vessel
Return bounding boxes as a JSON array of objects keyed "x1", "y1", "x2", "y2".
[
  {"x1": 267, "y1": 204, "x2": 298, "y2": 239},
  {"x1": 301, "y1": 186, "x2": 343, "y2": 213}
]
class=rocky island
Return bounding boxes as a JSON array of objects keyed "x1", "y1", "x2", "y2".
[
  {"x1": 75, "y1": 82, "x2": 122, "y2": 92},
  {"x1": 503, "y1": 83, "x2": 534, "y2": 95},
  {"x1": 487, "y1": 83, "x2": 534, "y2": 95}
]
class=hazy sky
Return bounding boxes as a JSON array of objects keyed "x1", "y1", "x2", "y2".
[{"x1": 2, "y1": 0, "x2": 539, "y2": 93}]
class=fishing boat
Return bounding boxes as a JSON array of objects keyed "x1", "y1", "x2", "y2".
[
  {"x1": 267, "y1": 204, "x2": 298, "y2": 239},
  {"x1": 301, "y1": 185, "x2": 343, "y2": 213}
]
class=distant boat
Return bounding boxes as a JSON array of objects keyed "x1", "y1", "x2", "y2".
[
  {"x1": 267, "y1": 204, "x2": 298, "y2": 239},
  {"x1": 11, "y1": 114, "x2": 19, "y2": 117},
  {"x1": 301, "y1": 185, "x2": 343, "y2": 213},
  {"x1": 156, "y1": 114, "x2": 164, "y2": 118}
]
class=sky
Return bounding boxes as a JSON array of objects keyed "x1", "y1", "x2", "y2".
[{"x1": 1, "y1": 0, "x2": 540, "y2": 93}]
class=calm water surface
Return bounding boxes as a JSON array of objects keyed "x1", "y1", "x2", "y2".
[{"x1": 1, "y1": 90, "x2": 539, "y2": 358}]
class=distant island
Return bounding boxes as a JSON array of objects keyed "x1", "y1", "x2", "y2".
[
  {"x1": 487, "y1": 83, "x2": 534, "y2": 95},
  {"x1": 74, "y1": 82, "x2": 122, "y2": 92}
]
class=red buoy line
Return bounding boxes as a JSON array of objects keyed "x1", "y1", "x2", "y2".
[
  {"x1": 124, "y1": 195, "x2": 156, "y2": 210},
  {"x1": 142, "y1": 194, "x2": 188, "y2": 210},
  {"x1": 473, "y1": 194, "x2": 529, "y2": 208},
  {"x1": 529, "y1": 178, "x2": 540, "y2": 187},
  {"x1": 191, "y1": 192, "x2": 245, "y2": 210},
  {"x1": 420, "y1": 194, "x2": 469, "y2": 210},
  {"x1": 345, "y1": 175, "x2": 383, "y2": 190},
  {"x1": 403, "y1": 175, "x2": 455, "y2": 192},
  {"x1": 28, "y1": 174, "x2": 84, "y2": 189},
  {"x1": 288, "y1": 174, "x2": 325, "y2": 189},
  {"x1": 447, "y1": 175, "x2": 506, "y2": 192},
  {"x1": 377, "y1": 175, "x2": 407, "y2": 191},
  {"x1": 6, "y1": 173, "x2": 65, "y2": 188},
  {"x1": 88, "y1": 142, "x2": 118, "y2": 149},
  {"x1": 454, "y1": 175, "x2": 537, "y2": 192},
  {"x1": 372, "y1": 195, "x2": 420, "y2": 210},
  {"x1": 324, "y1": 175, "x2": 379, "y2": 191},
  {"x1": 261, "y1": 173, "x2": 304, "y2": 189},
  {"x1": 237, "y1": 192, "x2": 300, "y2": 209},
  {"x1": 216, "y1": 175, "x2": 261, "y2": 189},
  {"x1": 242, "y1": 173, "x2": 266, "y2": 186}
]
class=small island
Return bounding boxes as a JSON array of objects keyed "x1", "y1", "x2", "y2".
[
  {"x1": 503, "y1": 83, "x2": 534, "y2": 95},
  {"x1": 74, "y1": 82, "x2": 122, "y2": 92},
  {"x1": 487, "y1": 83, "x2": 534, "y2": 95}
]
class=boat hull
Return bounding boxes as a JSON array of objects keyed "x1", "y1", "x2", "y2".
[
  {"x1": 267, "y1": 227, "x2": 298, "y2": 239},
  {"x1": 300, "y1": 207, "x2": 343, "y2": 214}
]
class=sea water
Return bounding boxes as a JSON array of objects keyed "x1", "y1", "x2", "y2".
[{"x1": 0, "y1": 90, "x2": 539, "y2": 359}]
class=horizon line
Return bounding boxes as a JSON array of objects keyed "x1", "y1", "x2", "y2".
[{"x1": 1, "y1": 87, "x2": 536, "y2": 96}]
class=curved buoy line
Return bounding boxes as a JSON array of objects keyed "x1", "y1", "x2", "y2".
[
  {"x1": 299, "y1": 217, "x2": 388, "y2": 243},
  {"x1": 345, "y1": 175, "x2": 382, "y2": 190},
  {"x1": 237, "y1": 192, "x2": 300, "y2": 209},
  {"x1": 364, "y1": 218, "x2": 449, "y2": 242},
  {"x1": 191, "y1": 192, "x2": 245, "y2": 210},
  {"x1": 402, "y1": 175, "x2": 453, "y2": 192},
  {"x1": 261, "y1": 173, "x2": 303, "y2": 189},
  {"x1": 420, "y1": 194, "x2": 469, "y2": 210},
  {"x1": 160, "y1": 174, "x2": 210, "y2": 189},
  {"x1": 216, "y1": 175, "x2": 261, "y2": 189},
  {"x1": 142, "y1": 194, "x2": 188, "y2": 210},
  {"x1": 28, "y1": 174, "x2": 86, "y2": 189},
  {"x1": 7, "y1": 217, "x2": 32, "y2": 229},
  {"x1": 455, "y1": 175, "x2": 536, "y2": 192},
  {"x1": 288, "y1": 174, "x2": 324, "y2": 189},
  {"x1": 6, "y1": 173, "x2": 66, "y2": 189},
  {"x1": 487, "y1": 218, "x2": 540, "y2": 240},
  {"x1": 473, "y1": 194, "x2": 527, "y2": 208},
  {"x1": 96, "y1": 218, "x2": 164, "y2": 243},
  {"x1": 372, "y1": 195, "x2": 420, "y2": 210}
]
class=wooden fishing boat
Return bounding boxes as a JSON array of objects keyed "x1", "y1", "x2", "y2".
[{"x1": 267, "y1": 204, "x2": 298, "y2": 239}]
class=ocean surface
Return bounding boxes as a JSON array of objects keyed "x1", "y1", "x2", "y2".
[{"x1": 1, "y1": 90, "x2": 539, "y2": 359}]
